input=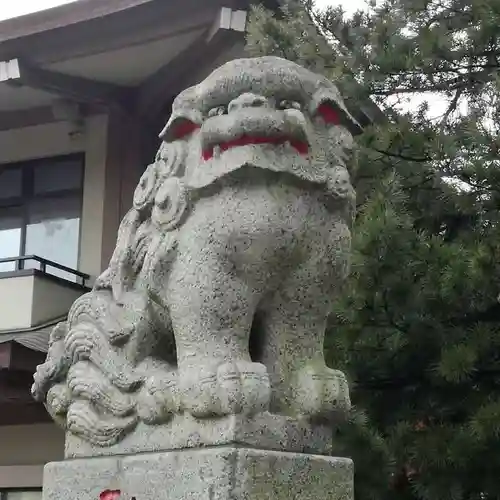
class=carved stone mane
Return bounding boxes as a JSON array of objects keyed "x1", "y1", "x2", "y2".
[{"x1": 32, "y1": 56, "x2": 359, "y2": 455}]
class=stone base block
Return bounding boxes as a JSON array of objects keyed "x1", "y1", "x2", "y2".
[
  {"x1": 65, "y1": 412, "x2": 332, "y2": 458},
  {"x1": 44, "y1": 448, "x2": 353, "y2": 500}
]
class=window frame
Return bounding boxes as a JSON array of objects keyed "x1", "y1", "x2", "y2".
[{"x1": 0, "y1": 153, "x2": 85, "y2": 271}]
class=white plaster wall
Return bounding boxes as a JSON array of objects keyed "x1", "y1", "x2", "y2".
[
  {"x1": 0, "y1": 275, "x2": 34, "y2": 330},
  {"x1": 0, "y1": 273, "x2": 85, "y2": 330},
  {"x1": 31, "y1": 277, "x2": 84, "y2": 326},
  {"x1": 0, "y1": 121, "x2": 83, "y2": 164}
]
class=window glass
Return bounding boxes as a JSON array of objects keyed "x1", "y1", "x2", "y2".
[
  {"x1": 33, "y1": 158, "x2": 82, "y2": 195},
  {"x1": 0, "y1": 156, "x2": 84, "y2": 282},
  {"x1": 0, "y1": 209, "x2": 22, "y2": 272},
  {"x1": 0, "y1": 168, "x2": 22, "y2": 200},
  {"x1": 6, "y1": 491, "x2": 42, "y2": 500},
  {"x1": 26, "y1": 196, "x2": 81, "y2": 281}
]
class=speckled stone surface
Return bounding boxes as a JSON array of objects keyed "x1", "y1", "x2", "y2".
[
  {"x1": 43, "y1": 448, "x2": 353, "y2": 500},
  {"x1": 65, "y1": 412, "x2": 332, "y2": 458}
]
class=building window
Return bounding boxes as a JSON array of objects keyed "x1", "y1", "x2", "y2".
[
  {"x1": 1, "y1": 490, "x2": 42, "y2": 500},
  {"x1": 0, "y1": 154, "x2": 84, "y2": 281}
]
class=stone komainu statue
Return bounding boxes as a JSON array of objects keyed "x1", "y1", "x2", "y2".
[{"x1": 32, "y1": 56, "x2": 360, "y2": 447}]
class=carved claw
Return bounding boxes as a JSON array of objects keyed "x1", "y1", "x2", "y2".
[
  {"x1": 179, "y1": 361, "x2": 270, "y2": 418},
  {"x1": 136, "y1": 370, "x2": 180, "y2": 424},
  {"x1": 67, "y1": 400, "x2": 138, "y2": 447},
  {"x1": 67, "y1": 362, "x2": 136, "y2": 417},
  {"x1": 290, "y1": 363, "x2": 351, "y2": 421}
]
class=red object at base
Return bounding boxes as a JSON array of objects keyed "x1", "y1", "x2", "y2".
[{"x1": 100, "y1": 490, "x2": 121, "y2": 500}]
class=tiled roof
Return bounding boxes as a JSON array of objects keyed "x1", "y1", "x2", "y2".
[{"x1": 0, "y1": 316, "x2": 65, "y2": 353}]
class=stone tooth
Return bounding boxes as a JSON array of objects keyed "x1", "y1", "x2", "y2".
[{"x1": 213, "y1": 145, "x2": 221, "y2": 158}]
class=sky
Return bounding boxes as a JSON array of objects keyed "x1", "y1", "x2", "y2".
[
  {"x1": 0, "y1": 0, "x2": 367, "y2": 22},
  {"x1": 0, "y1": 0, "x2": 77, "y2": 21}
]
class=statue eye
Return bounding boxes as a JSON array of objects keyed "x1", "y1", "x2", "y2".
[
  {"x1": 278, "y1": 100, "x2": 302, "y2": 110},
  {"x1": 208, "y1": 106, "x2": 227, "y2": 117}
]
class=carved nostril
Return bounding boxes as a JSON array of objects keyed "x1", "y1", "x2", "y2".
[{"x1": 228, "y1": 93, "x2": 268, "y2": 113}]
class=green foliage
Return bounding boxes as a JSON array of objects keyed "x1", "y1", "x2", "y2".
[{"x1": 246, "y1": 1, "x2": 500, "y2": 499}]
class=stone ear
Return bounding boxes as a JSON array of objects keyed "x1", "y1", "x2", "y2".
[
  {"x1": 159, "y1": 109, "x2": 202, "y2": 142},
  {"x1": 317, "y1": 101, "x2": 342, "y2": 125},
  {"x1": 310, "y1": 89, "x2": 363, "y2": 136}
]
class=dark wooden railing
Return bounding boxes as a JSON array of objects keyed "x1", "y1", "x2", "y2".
[{"x1": 0, "y1": 255, "x2": 89, "y2": 287}]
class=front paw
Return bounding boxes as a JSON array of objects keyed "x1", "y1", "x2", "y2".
[
  {"x1": 179, "y1": 360, "x2": 271, "y2": 418},
  {"x1": 290, "y1": 363, "x2": 350, "y2": 420},
  {"x1": 136, "y1": 370, "x2": 180, "y2": 424}
]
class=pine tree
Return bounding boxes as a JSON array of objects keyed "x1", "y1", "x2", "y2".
[{"x1": 246, "y1": 2, "x2": 500, "y2": 499}]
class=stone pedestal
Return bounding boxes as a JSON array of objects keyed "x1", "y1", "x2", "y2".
[
  {"x1": 65, "y1": 413, "x2": 332, "y2": 458},
  {"x1": 43, "y1": 448, "x2": 353, "y2": 500}
]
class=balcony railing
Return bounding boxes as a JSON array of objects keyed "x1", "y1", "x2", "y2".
[{"x1": 0, "y1": 255, "x2": 89, "y2": 287}]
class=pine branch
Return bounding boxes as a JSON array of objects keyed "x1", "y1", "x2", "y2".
[
  {"x1": 440, "y1": 87, "x2": 464, "y2": 125},
  {"x1": 445, "y1": 302, "x2": 500, "y2": 326},
  {"x1": 358, "y1": 367, "x2": 500, "y2": 391},
  {"x1": 371, "y1": 147, "x2": 432, "y2": 163},
  {"x1": 370, "y1": 69, "x2": 495, "y2": 96}
]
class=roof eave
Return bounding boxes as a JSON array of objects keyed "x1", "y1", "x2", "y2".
[{"x1": 0, "y1": 0, "x2": 159, "y2": 45}]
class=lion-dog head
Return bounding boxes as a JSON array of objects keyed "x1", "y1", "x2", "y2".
[{"x1": 159, "y1": 56, "x2": 361, "y2": 194}]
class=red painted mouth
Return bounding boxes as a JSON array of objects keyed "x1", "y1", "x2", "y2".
[{"x1": 202, "y1": 135, "x2": 309, "y2": 161}]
